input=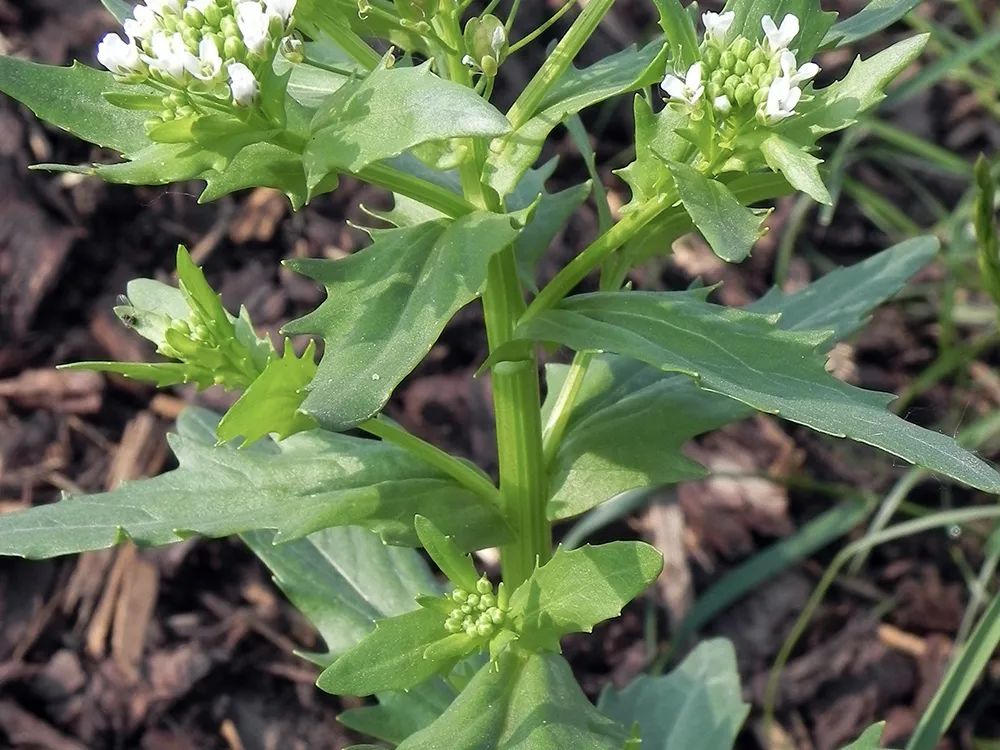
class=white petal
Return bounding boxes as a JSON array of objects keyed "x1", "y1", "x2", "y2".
[
  {"x1": 237, "y1": 2, "x2": 271, "y2": 55},
  {"x1": 661, "y1": 73, "x2": 687, "y2": 100},
  {"x1": 703, "y1": 11, "x2": 735, "y2": 40},
  {"x1": 264, "y1": 0, "x2": 296, "y2": 22},
  {"x1": 228, "y1": 61, "x2": 259, "y2": 105},
  {"x1": 779, "y1": 50, "x2": 796, "y2": 77},
  {"x1": 685, "y1": 61, "x2": 703, "y2": 90},
  {"x1": 97, "y1": 33, "x2": 141, "y2": 75},
  {"x1": 713, "y1": 95, "x2": 731, "y2": 114},
  {"x1": 795, "y1": 62, "x2": 820, "y2": 83},
  {"x1": 778, "y1": 14, "x2": 800, "y2": 43}
]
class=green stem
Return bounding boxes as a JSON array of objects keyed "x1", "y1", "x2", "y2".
[
  {"x1": 360, "y1": 417, "x2": 501, "y2": 504},
  {"x1": 307, "y1": 9, "x2": 382, "y2": 71},
  {"x1": 523, "y1": 194, "x2": 672, "y2": 324},
  {"x1": 483, "y1": 248, "x2": 550, "y2": 588},
  {"x1": 505, "y1": 0, "x2": 613, "y2": 129},
  {"x1": 356, "y1": 163, "x2": 476, "y2": 218},
  {"x1": 508, "y1": 0, "x2": 578, "y2": 55}
]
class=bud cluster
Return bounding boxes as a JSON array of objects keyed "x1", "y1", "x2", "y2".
[
  {"x1": 661, "y1": 12, "x2": 820, "y2": 128},
  {"x1": 97, "y1": 0, "x2": 298, "y2": 120},
  {"x1": 155, "y1": 315, "x2": 261, "y2": 388},
  {"x1": 462, "y1": 14, "x2": 509, "y2": 79},
  {"x1": 444, "y1": 576, "x2": 508, "y2": 638}
]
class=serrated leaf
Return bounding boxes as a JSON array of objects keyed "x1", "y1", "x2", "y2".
[
  {"x1": 598, "y1": 639, "x2": 749, "y2": 748},
  {"x1": 841, "y1": 723, "x2": 885, "y2": 749},
  {"x1": 339, "y1": 687, "x2": 456, "y2": 745},
  {"x1": 517, "y1": 284, "x2": 1000, "y2": 495},
  {"x1": 304, "y1": 61, "x2": 510, "y2": 189},
  {"x1": 398, "y1": 651, "x2": 629, "y2": 749},
  {"x1": 722, "y1": 0, "x2": 837, "y2": 59},
  {"x1": 317, "y1": 607, "x2": 453, "y2": 696},
  {"x1": 217, "y1": 340, "x2": 318, "y2": 446},
  {"x1": 0, "y1": 58, "x2": 153, "y2": 154},
  {"x1": 669, "y1": 162, "x2": 767, "y2": 263},
  {"x1": 618, "y1": 96, "x2": 689, "y2": 211},
  {"x1": 485, "y1": 42, "x2": 667, "y2": 197},
  {"x1": 0, "y1": 408, "x2": 510, "y2": 559},
  {"x1": 760, "y1": 135, "x2": 832, "y2": 205},
  {"x1": 544, "y1": 238, "x2": 941, "y2": 519},
  {"x1": 653, "y1": 0, "x2": 700, "y2": 67},
  {"x1": 285, "y1": 212, "x2": 519, "y2": 431},
  {"x1": 793, "y1": 36, "x2": 929, "y2": 139},
  {"x1": 508, "y1": 543, "x2": 663, "y2": 651}
]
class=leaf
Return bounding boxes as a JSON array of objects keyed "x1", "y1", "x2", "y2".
[
  {"x1": 200, "y1": 142, "x2": 330, "y2": 209},
  {"x1": 0, "y1": 408, "x2": 510, "y2": 559},
  {"x1": 216, "y1": 340, "x2": 318, "y2": 446},
  {"x1": 0, "y1": 58, "x2": 153, "y2": 154},
  {"x1": 508, "y1": 543, "x2": 663, "y2": 651},
  {"x1": 669, "y1": 162, "x2": 767, "y2": 263},
  {"x1": 824, "y1": 0, "x2": 922, "y2": 47},
  {"x1": 722, "y1": 0, "x2": 837, "y2": 59},
  {"x1": 398, "y1": 651, "x2": 630, "y2": 749},
  {"x1": 243, "y1": 524, "x2": 437, "y2": 664},
  {"x1": 339, "y1": 687, "x2": 456, "y2": 745},
  {"x1": 284, "y1": 212, "x2": 520, "y2": 431},
  {"x1": 304, "y1": 61, "x2": 510, "y2": 189},
  {"x1": 598, "y1": 639, "x2": 749, "y2": 748},
  {"x1": 544, "y1": 238, "x2": 941, "y2": 519},
  {"x1": 517, "y1": 284, "x2": 1000, "y2": 497},
  {"x1": 840, "y1": 724, "x2": 886, "y2": 750},
  {"x1": 760, "y1": 135, "x2": 832, "y2": 205},
  {"x1": 484, "y1": 42, "x2": 667, "y2": 197},
  {"x1": 414, "y1": 515, "x2": 481, "y2": 592},
  {"x1": 101, "y1": 0, "x2": 132, "y2": 22},
  {"x1": 794, "y1": 36, "x2": 929, "y2": 139},
  {"x1": 617, "y1": 96, "x2": 689, "y2": 210},
  {"x1": 653, "y1": 0, "x2": 700, "y2": 67},
  {"x1": 905, "y1": 591, "x2": 1000, "y2": 750},
  {"x1": 317, "y1": 607, "x2": 454, "y2": 696}
]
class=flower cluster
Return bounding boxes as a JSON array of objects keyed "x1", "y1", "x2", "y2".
[
  {"x1": 97, "y1": 0, "x2": 297, "y2": 118},
  {"x1": 444, "y1": 577, "x2": 508, "y2": 638},
  {"x1": 661, "y1": 11, "x2": 820, "y2": 126}
]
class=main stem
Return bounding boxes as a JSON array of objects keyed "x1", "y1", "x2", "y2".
[{"x1": 433, "y1": 0, "x2": 551, "y2": 590}]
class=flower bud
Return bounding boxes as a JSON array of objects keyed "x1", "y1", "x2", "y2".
[
  {"x1": 464, "y1": 14, "x2": 508, "y2": 76},
  {"x1": 476, "y1": 622, "x2": 493, "y2": 637},
  {"x1": 476, "y1": 577, "x2": 492, "y2": 595},
  {"x1": 184, "y1": 7, "x2": 206, "y2": 28},
  {"x1": 228, "y1": 62, "x2": 259, "y2": 106}
]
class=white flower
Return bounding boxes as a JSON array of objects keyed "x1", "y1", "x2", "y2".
[
  {"x1": 228, "y1": 62, "x2": 259, "y2": 105},
  {"x1": 713, "y1": 95, "x2": 732, "y2": 115},
  {"x1": 124, "y1": 5, "x2": 158, "y2": 39},
  {"x1": 778, "y1": 49, "x2": 819, "y2": 85},
  {"x1": 97, "y1": 32, "x2": 142, "y2": 75},
  {"x1": 146, "y1": 0, "x2": 182, "y2": 16},
  {"x1": 661, "y1": 61, "x2": 704, "y2": 105},
  {"x1": 763, "y1": 75, "x2": 802, "y2": 122},
  {"x1": 703, "y1": 11, "x2": 735, "y2": 42},
  {"x1": 762, "y1": 14, "x2": 799, "y2": 52},
  {"x1": 185, "y1": 37, "x2": 223, "y2": 81},
  {"x1": 237, "y1": 1, "x2": 271, "y2": 55},
  {"x1": 146, "y1": 31, "x2": 196, "y2": 79},
  {"x1": 264, "y1": 0, "x2": 296, "y2": 22}
]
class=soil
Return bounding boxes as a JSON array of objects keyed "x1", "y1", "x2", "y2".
[{"x1": 1, "y1": 1, "x2": 999, "y2": 748}]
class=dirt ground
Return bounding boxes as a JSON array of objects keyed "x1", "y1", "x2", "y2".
[{"x1": 1, "y1": 0, "x2": 999, "y2": 748}]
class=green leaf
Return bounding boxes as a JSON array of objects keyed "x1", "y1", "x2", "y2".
[
  {"x1": 339, "y1": 686, "x2": 456, "y2": 745},
  {"x1": 0, "y1": 58, "x2": 153, "y2": 154},
  {"x1": 824, "y1": 0, "x2": 922, "y2": 47},
  {"x1": 484, "y1": 42, "x2": 667, "y2": 198},
  {"x1": 216, "y1": 340, "x2": 319, "y2": 447},
  {"x1": 398, "y1": 651, "x2": 630, "y2": 749},
  {"x1": 284, "y1": 212, "x2": 520, "y2": 431},
  {"x1": 517, "y1": 283, "x2": 1000, "y2": 497},
  {"x1": 906, "y1": 591, "x2": 1000, "y2": 750},
  {"x1": 317, "y1": 607, "x2": 455, "y2": 696},
  {"x1": 618, "y1": 95, "x2": 689, "y2": 211},
  {"x1": 304, "y1": 61, "x2": 510, "y2": 189},
  {"x1": 722, "y1": 0, "x2": 837, "y2": 59},
  {"x1": 669, "y1": 162, "x2": 767, "y2": 263},
  {"x1": 0, "y1": 408, "x2": 510, "y2": 559},
  {"x1": 244, "y1": 524, "x2": 437, "y2": 662},
  {"x1": 61, "y1": 361, "x2": 203, "y2": 388},
  {"x1": 760, "y1": 135, "x2": 832, "y2": 205},
  {"x1": 508, "y1": 543, "x2": 663, "y2": 651},
  {"x1": 841, "y1": 723, "x2": 886, "y2": 750},
  {"x1": 795, "y1": 36, "x2": 929, "y2": 139},
  {"x1": 200, "y1": 141, "x2": 329, "y2": 209},
  {"x1": 544, "y1": 238, "x2": 940, "y2": 519},
  {"x1": 653, "y1": 0, "x2": 700, "y2": 67},
  {"x1": 598, "y1": 639, "x2": 749, "y2": 748},
  {"x1": 414, "y1": 515, "x2": 481, "y2": 592},
  {"x1": 101, "y1": 0, "x2": 132, "y2": 22}
]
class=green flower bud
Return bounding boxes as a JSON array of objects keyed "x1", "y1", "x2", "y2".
[
  {"x1": 476, "y1": 622, "x2": 493, "y2": 637},
  {"x1": 464, "y1": 14, "x2": 509, "y2": 71},
  {"x1": 487, "y1": 607, "x2": 504, "y2": 624},
  {"x1": 445, "y1": 619, "x2": 462, "y2": 634},
  {"x1": 466, "y1": 593, "x2": 480, "y2": 607},
  {"x1": 476, "y1": 578, "x2": 492, "y2": 595},
  {"x1": 702, "y1": 47, "x2": 721, "y2": 68},
  {"x1": 183, "y1": 7, "x2": 205, "y2": 28},
  {"x1": 223, "y1": 36, "x2": 246, "y2": 60},
  {"x1": 753, "y1": 86, "x2": 768, "y2": 106},
  {"x1": 747, "y1": 47, "x2": 765, "y2": 67},
  {"x1": 451, "y1": 588, "x2": 466, "y2": 602},
  {"x1": 479, "y1": 593, "x2": 495, "y2": 607},
  {"x1": 734, "y1": 82, "x2": 753, "y2": 106},
  {"x1": 465, "y1": 622, "x2": 478, "y2": 636},
  {"x1": 220, "y1": 15, "x2": 239, "y2": 38},
  {"x1": 203, "y1": 3, "x2": 222, "y2": 26},
  {"x1": 751, "y1": 62, "x2": 768, "y2": 81},
  {"x1": 731, "y1": 36, "x2": 752, "y2": 60},
  {"x1": 461, "y1": 604, "x2": 473, "y2": 614}
]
